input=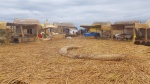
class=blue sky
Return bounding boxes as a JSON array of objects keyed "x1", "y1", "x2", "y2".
[{"x1": 0, "y1": 0, "x2": 150, "y2": 28}]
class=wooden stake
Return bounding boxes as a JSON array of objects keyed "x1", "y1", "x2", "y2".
[
  {"x1": 20, "y1": 26, "x2": 24, "y2": 37},
  {"x1": 145, "y1": 28, "x2": 148, "y2": 42}
]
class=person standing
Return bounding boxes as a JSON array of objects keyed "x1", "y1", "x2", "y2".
[{"x1": 38, "y1": 32, "x2": 43, "y2": 38}]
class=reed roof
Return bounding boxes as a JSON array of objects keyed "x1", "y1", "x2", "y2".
[
  {"x1": 53, "y1": 22, "x2": 76, "y2": 28},
  {"x1": 41, "y1": 24, "x2": 57, "y2": 29},
  {"x1": 114, "y1": 20, "x2": 140, "y2": 25},
  {"x1": 135, "y1": 23, "x2": 149, "y2": 29},
  {"x1": 80, "y1": 21, "x2": 111, "y2": 30}
]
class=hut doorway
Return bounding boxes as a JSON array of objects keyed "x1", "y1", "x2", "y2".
[{"x1": 27, "y1": 29, "x2": 32, "y2": 34}]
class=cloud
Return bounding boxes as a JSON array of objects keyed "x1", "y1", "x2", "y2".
[{"x1": 0, "y1": 0, "x2": 150, "y2": 27}]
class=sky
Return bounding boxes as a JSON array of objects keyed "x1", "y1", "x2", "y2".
[{"x1": 0, "y1": 0, "x2": 150, "y2": 28}]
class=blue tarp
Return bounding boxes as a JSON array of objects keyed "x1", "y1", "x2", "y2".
[{"x1": 84, "y1": 32, "x2": 100, "y2": 38}]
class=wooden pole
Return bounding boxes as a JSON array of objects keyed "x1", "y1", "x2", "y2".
[
  {"x1": 5, "y1": 28, "x2": 9, "y2": 45},
  {"x1": 21, "y1": 26, "x2": 24, "y2": 37},
  {"x1": 36, "y1": 27, "x2": 38, "y2": 38},
  {"x1": 123, "y1": 26, "x2": 125, "y2": 34},
  {"x1": 145, "y1": 28, "x2": 148, "y2": 42},
  {"x1": 10, "y1": 26, "x2": 13, "y2": 37},
  {"x1": 132, "y1": 24, "x2": 136, "y2": 43},
  {"x1": 111, "y1": 25, "x2": 113, "y2": 40},
  {"x1": 20, "y1": 26, "x2": 24, "y2": 42},
  {"x1": 44, "y1": 28, "x2": 47, "y2": 38},
  {"x1": 61, "y1": 23, "x2": 63, "y2": 34},
  {"x1": 14, "y1": 26, "x2": 16, "y2": 36},
  {"x1": 35, "y1": 25, "x2": 39, "y2": 41}
]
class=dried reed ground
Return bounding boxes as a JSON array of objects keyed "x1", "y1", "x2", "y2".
[{"x1": 0, "y1": 35, "x2": 150, "y2": 84}]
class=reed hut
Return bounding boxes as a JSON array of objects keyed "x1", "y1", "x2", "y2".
[
  {"x1": 92, "y1": 22, "x2": 111, "y2": 31},
  {"x1": 134, "y1": 20, "x2": 150, "y2": 45},
  {"x1": 7, "y1": 18, "x2": 40, "y2": 43},
  {"x1": 80, "y1": 21, "x2": 111, "y2": 38},
  {"x1": 39, "y1": 20, "x2": 57, "y2": 38},
  {"x1": 80, "y1": 25, "x2": 101, "y2": 32},
  {"x1": 0, "y1": 21, "x2": 7, "y2": 43},
  {"x1": 111, "y1": 20, "x2": 140, "y2": 41},
  {"x1": 0, "y1": 21, "x2": 14, "y2": 44},
  {"x1": 146, "y1": 20, "x2": 150, "y2": 41},
  {"x1": 53, "y1": 22, "x2": 77, "y2": 34},
  {"x1": 0, "y1": 21, "x2": 7, "y2": 36}
]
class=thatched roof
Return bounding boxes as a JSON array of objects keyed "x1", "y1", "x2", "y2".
[
  {"x1": 145, "y1": 20, "x2": 150, "y2": 27},
  {"x1": 92, "y1": 21, "x2": 111, "y2": 26},
  {"x1": 41, "y1": 24, "x2": 57, "y2": 29},
  {"x1": 135, "y1": 23, "x2": 149, "y2": 29},
  {"x1": 13, "y1": 18, "x2": 40, "y2": 25},
  {"x1": 53, "y1": 22, "x2": 76, "y2": 28},
  {"x1": 134, "y1": 20, "x2": 150, "y2": 29},
  {"x1": 124, "y1": 26, "x2": 134, "y2": 28},
  {"x1": 0, "y1": 21, "x2": 7, "y2": 29},
  {"x1": 40, "y1": 20, "x2": 57, "y2": 29},
  {"x1": 113, "y1": 20, "x2": 140, "y2": 26},
  {"x1": 80, "y1": 21, "x2": 111, "y2": 30},
  {"x1": 111, "y1": 20, "x2": 141, "y2": 30},
  {"x1": 101, "y1": 25, "x2": 111, "y2": 30},
  {"x1": 80, "y1": 25, "x2": 101, "y2": 28}
]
